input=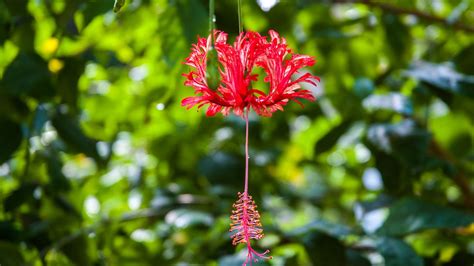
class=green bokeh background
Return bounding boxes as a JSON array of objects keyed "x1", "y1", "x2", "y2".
[{"x1": 0, "y1": 0, "x2": 473, "y2": 265}]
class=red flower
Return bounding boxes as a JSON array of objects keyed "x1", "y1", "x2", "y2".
[
  {"x1": 182, "y1": 29, "x2": 320, "y2": 265},
  {"x1": 182, "y1": 30, "x2": 319, "y2": 117}
]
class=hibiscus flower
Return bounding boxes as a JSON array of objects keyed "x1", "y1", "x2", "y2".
[{"x1": 182, "y1": 30, "x2": 319, "y2": 117}]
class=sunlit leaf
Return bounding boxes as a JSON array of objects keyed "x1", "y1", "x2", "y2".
[
  {"x1": 377, "y1": 197, "x2": 474, "y2": 236},
  {"x1": 406, "y1": 61, "x2": 474, "y2": 98},
  {"x1": 363, "y1": 93, "x2": 412, "y2": 115},
  {"x1": 288, "y1": 220, "x2": 352, "y2": 239},
  {"x1": 165, "y1": 209, "x2": 213, "y2": 229}
]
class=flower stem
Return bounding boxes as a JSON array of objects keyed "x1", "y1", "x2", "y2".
[
  {"x1": 237, "y1": 0, "x2": 243, "y2": 33},
  {"x1": 244, "y1": 107, "x2": 249, "y2": 195},
  {"x1": 209, "y1": 0, "x2": 215, "y2": 34}
]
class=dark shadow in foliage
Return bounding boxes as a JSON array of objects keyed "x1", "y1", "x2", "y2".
[
  {"x1": 52, "y1": 108, "x2": 110, "y2": 167},
  {"x1": 0, "y1": 118, "x2": 22, "y2": 164},
  {"x1": 375, "y1": 237, "x2": 423, "y2": 266},
  {"x1": 302, "y1": 231, "x2": 346, "y2": 266},
  {"x1": 0, "y1": 52, "x2": 54, "y2": 99}
]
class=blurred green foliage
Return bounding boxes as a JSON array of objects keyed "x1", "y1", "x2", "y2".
[{"x1": 0, "y1": 0, "x2": 474, "y2": 265}]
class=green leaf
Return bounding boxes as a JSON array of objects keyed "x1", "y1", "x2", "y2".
[
  {"x1": 430, "y1": 112, "x2": 473, "y2": 158},
  {"x1": 301, "y1": 231, "x2": 346, "y2": 266},
  {"x1": 446, "y1": 0, "x2": 470, "y2": 25},
  {"x1": 82, "y1": 0, "x2": 115, "y2": 26},
  {"x1": 372, "y1": 152, "x2": 407, "y2": 194},
  {"x1": 0, "y1": 95, "x2": 30, "y2": 121},
  {"x1": 406, "y1": 61, "x2": 474, "y2": 98},
  {"x1": 46, "y1": 150, "x2": 71, "y2": 192},
  {"x1": 52, "y1": 109, "x2": 107, "y2": 165},
  {"x1": 288, "y1": 219, "x2": 352, "y2": 239},
  {"x1": 165, "y1": 209, "x2": 213, "y2": 229},
  {"x1": 271, "y1": 243, "x2": 309, "y2": 265},
  {"x1": 362, "y1": 93, "x2": 413, "y2": 115},
  {"x1": 375, "y1": 237, "x2": 423, "y2": 266},
  {"x1": 3, "y1": 183, "x2": 38, "y2": 213},
  {"x1": 52, "y1": 195, "x2": 81, "y2": 218},
  {"x1": 328, "y1": 90, "x2": 365, "y2": 120},
  {"x1": 314, "y1": 120, "x2": 352, "y2": 155},
  {"x1": 346, "y1": 250, "x2": 371, "y2": 266},
  {"x1": 377, "y1": 197, "x2": 474, "y2": 236},
  {"x1": 0, "y1": 52, "x2": 54, "y2": 99},
  {"x1": 61, "y1": 234, "x2": 91, "y2": 266},
  {"x1": 57, "y1": 57, "x2": 85, "y2": 113},
  {"x1": 454, "y1": 44, "x2": 474, "y2": 75},
  {"x1": 367, "y1": 119, "x2": 431, "y2": 168},
  {"x1": 382, "y1": 13, "x2": 410, "y2": 64},
  {"x1": 113, "y1": 0, "x2": 126, "y2": 13},
  {"x1": 0, "y1": 118, "x2": 22, "y2": 164},
  {"x1": 218, "y1": 250, "x2": 269, "y2": 266},
  {"x1": 45, "y1": 249, "x2": 75, "y2": 266},
  {"x1": 198, "y1": 152, "x2": 243, "y2": 187}
]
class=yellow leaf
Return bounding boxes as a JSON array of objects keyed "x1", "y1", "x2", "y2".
[
  {"x1": 42, "y1": 38, "x2": 59, "y2": 55},
  {"x1": 439, "y1": 245, "x2": 458, "y2": 262}
]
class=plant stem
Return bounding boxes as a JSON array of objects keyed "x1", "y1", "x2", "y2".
[
  {"x1": 209, "y1": 0, "x2": 215, "y2": 34},
  {"x1": 237, "y1": 0, "x2": 243, "y2": 33},
  {"x1": 244, "y1": 108, "x2": 249, "y2": 194}
]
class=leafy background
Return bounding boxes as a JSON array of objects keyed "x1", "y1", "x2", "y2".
[{"x1": 0, "y1": 0, "x2": 473, "y2": 265}]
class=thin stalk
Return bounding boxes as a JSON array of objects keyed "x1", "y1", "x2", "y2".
[
  {"x1": 209, "y1": 0, "x2": 215, "y2": 34},
  {"x1": 244, "y1": 108, "x2": 249, "y2": 194},
  {"x1": 237, "y1": 0, "x2": 243, "y2": 33}
]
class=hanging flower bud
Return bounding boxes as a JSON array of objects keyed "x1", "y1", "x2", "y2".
[{"x1": 206, "y1": 42, "x2": 220, "y2": 91}]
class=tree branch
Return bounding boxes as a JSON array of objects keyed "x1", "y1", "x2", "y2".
[{"x1": 333, "y1": 0, "x2": 474, "y2": 33}]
